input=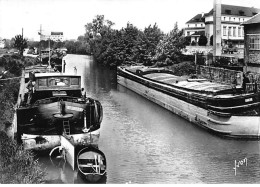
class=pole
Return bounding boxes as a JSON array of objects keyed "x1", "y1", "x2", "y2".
[
  {"x1": 48, "y1": 38, "x2": 51, "y2": 72},
  {"x1": 213, "y1": 0, "x2": 222, "y2": 63},
  {"x1": 39, "y1": 25, "x2": 42, "y2": 65}
]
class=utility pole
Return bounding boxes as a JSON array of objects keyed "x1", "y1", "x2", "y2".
[
  {"x1": 39, "y1": 25, "x2": 43, "y2": 64},
  {"x1": 48, "y1": 37, "x2": 51, "y2": 70},
  {"x1": 213, "y1": 0, "x2": 222, "y2": 60}
]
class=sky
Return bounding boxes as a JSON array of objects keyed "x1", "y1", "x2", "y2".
[{"x1": 1, "y1": 0, "x2": 260, "y2": 41}]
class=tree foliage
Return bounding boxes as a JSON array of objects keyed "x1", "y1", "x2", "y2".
[
  {"x1": 198, "y1": 34, "x2": 208, "y2": 46},
  {"x1": 82, "y1": 15, "x2": 186, "y2": 67},
  {"x1": 153, "y1": 23, "x2": 185, "y2": 65},
  {"x1": 13, "y1": 35, "x2": 28, "y2": 56}
]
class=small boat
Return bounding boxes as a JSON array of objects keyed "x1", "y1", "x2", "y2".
[{"x1": 77, "y1": 146, "x2": 106, "y2": 183}]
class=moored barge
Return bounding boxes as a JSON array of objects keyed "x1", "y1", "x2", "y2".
[
  {"x1": 16, "y1": 65, "x2": 103, "y2": 150},
  {"x1": 117, "y1": 66, "x2": 260, "y2": 139}
]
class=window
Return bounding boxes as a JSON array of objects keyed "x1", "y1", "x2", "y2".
[
  {"x1": 228, "y1": 27, "x2": 232, "y2": 36},
  {"x1": 229, "y1": 17, "x2": 231, "y2": 21},
  {"x1": 234, "y1": 18, "x2": 236, "y2": 21},
  {"x1": 238, "y1": 27, "x2": 241, "y2": 37},
  {"x1": 195, "y1": 24, "x2": 197, "y2": 27},
  {"x1": 239, "y1": 10, "x2": 245, "y2": 16},
  {"x1": 38, "y1": 78, "x2": 47, "y2": 86},
  {"x1": 233, "y1": 27, "x2": 236, "y2": 37},
  {"x1": 48, "y1": 77, "x2": 70, "y2": 86},
  {"x1": 225, "y1": 9, "x2": 231, "y2": 14},
  {"x1": 188, "y1": 24, "x2": 189, "y2": 27},
  {"x1": 187, "y1": 31, "x2": 190, "y2": 36},
  {"x1": 223, "y1": 17, "x2": 226, "y2": 21},
  {"x1": 249, "y1": 35, "x2": 260, "y2": 50},
  {"x1": 223, "y1": 26, "x2": 227, "y2": 36},
  {"x1": 201, "y1": 24, "x2": 203, "y2": 27},
  {"x1": 71, "y1": 78, "x2": 79, "y2": 85},
  {"x1": 239, "y1": 18, "x2": 241, "y2": 22}
]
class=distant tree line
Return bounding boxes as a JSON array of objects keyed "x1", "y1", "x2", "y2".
[{"x1": 4, "y1": 36, "x2": 90, "y2": 55}]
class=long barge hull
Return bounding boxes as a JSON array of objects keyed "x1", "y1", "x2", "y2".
[{"x1": 117, "y1": 67, "x2": 260, "y2": 139}]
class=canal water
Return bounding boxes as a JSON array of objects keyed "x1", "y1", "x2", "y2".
[{"x1": 39, "y1": 54, "x2": 260, "y2": 184}]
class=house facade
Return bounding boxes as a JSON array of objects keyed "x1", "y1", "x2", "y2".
[
  {"x1": 0, "y1": 39, "x2": 5, "y2": 48},
  {"x1": 243, "y1": 13, "x2": 260, "y2": 73},
  {"x1": 205, "y1": 4, "x2": 260, "y2": 48},
  {"x1": 185, "y1": 13, "x2": 205, "y2": 38},
  {"x1": 185, "y1": 4, "x2": 260, "y2": 49},
  {"x1": 40, "y1": 32, "x2": 64, "y2": 42}
]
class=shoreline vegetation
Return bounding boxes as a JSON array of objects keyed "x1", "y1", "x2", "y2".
[
  {"x1": 0, "y1": 54, "x2": 46, "y2": 184},
  {"x1": 0, "y1": 131, "x2": 45, "y2": 183},
  {"x1": 0, "y1": 15, "x2": 195, "y2": 184}
]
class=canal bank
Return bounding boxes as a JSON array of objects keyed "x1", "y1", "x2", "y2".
[{"x1": 38, "y1": 54, "x2": 260, "y2": 184}]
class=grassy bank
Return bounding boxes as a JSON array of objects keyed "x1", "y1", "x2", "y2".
[
  {"x1": 0, "y1": 131, "x2": 45, "y2": 183},
  {"x1": 0, "y1": 55, "x2": 46, "y2": 183}
]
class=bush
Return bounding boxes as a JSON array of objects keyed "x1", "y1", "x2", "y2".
[
  {"x1": 167, "y1": 61, "x2": 196, "y2": 76},
  {"x1": 0, "y1": 131, "x2": 46, "y2": 183},
  {"x1": 198, "y1": 35, "x2": 207, "y2": 46}
]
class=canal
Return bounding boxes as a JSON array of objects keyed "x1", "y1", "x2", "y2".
[{"x1": 40, "y1": 54, "x2": 260, "y2": 184}]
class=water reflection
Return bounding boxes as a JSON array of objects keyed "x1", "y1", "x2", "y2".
[{"x1": 39, "y1": 156, "x2": 107, "y2": 184}]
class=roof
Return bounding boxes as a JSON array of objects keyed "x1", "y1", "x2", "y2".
[
  {"x1": 25, "y1": 73, "x2": 80, "y2": 79},
  {"x1": 191, "y1": 31, "x2": 205, "y2": 36},
  {"x1": 51, "y1": 32, "x2": 63, "y2": 35},
  {"x1": 206, "y1": 4, "x2": 260, "y2": 17},
  {"x1": 186, "y1": 14, "x2": 205, "y2": 24},
  {"x1": 243, "y1": 13, "x2": 260, "y2": 25}
]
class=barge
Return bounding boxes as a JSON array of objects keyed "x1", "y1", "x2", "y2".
[
  {"x1": 16, "y1": 65, "x2": 103, "y2": 150},
  {"x1": 117, "y1": 65, "x2": 260, "y2": 139}
]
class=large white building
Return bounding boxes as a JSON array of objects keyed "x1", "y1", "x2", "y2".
[
  {"x1": 0, "y1": 39, "x2": 5, "y2": 48},
  {"x1": 40, "y1": 31, "x2": 64, "y2": 42},
  {"x1": 184, "y1": 4, "x2": 260, "y2": 48}
]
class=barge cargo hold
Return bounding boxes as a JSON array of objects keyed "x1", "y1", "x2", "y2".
[{"x1": 117, "y1": 66, "x2": 260, "y2": 139}]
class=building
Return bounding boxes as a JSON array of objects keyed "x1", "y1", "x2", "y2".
[
  {"x1": 185, "y1": 13, "x2": 205, "y2": 38},
  {"x1": 190, "y1": 31, "x2": 205, "y2": 44},
  {"x1": 184, "y1": 4, "x2": 260, "y2": 48},
  {"x1": 40, "y1": 31, "x2": 64, "y2": 42},
  {"x1": 243, "y1": 13, "x2": 260, "y2": 73},
  {"x1": 0, "y1": 39, "x2": 5, "y2": 48},
  {"x1": 50, "y1": 32, "x2": 64, "y2": 42},
  {"x1": 206, "y1": 4, "x2": 260, "y2": 48}
]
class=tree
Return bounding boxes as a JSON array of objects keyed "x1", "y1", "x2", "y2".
[
  {"x1": 153, "y1": 22, "x2": 185, "y2": 65},
  {"x1": 13, "y1": 35, "x2": 28, "y2": 56},
  {"x1": 184, "y1": 36, "x2": 191, "y2": 46},
  {"x1": 191, "y1": 40, "x2": 197, "y2": 46},
  {"x1": 198, "y1": 34, "x2": 207, "y2": 46}
]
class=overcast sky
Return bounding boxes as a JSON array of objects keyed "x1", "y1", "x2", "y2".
[{"x1": 1, "y1": 0, "x2": 260, "y2": 41}]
